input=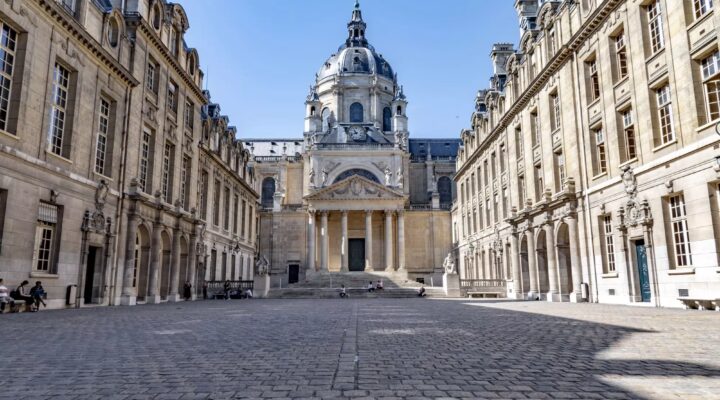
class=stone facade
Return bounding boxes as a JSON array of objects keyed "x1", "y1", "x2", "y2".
[
  {"x1": 453, "y1": 0, "x2": 720, "y2": 307},
  {"x1": 248, "y1": 3, "x2": 459, "y2": 286},
  {"x1": 0, "y1": 0, "x2": 258, "y2": 309}
]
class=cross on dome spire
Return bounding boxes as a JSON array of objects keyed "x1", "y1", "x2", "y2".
[{"x1": 346, "y1": 0, "x2": 368, "y2": 47}]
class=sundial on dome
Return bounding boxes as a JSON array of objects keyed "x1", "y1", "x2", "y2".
[{"x1": 349, "y1": 125, "x2": 367, "y2": 142}]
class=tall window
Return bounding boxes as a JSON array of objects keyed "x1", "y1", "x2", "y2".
[
  {"x1": 213, "y1": 179, "x2": 221, "y2": 226},
  {"x1": 518, "y1": 175, "x2": 526, "y2": 207},
  {"x1": 621, "y1": 109, "x2": 637, "y2": 161},
  {"x1": 602, "y1": 215, "x2": 616, "y2": 272},
  {"x1": 587, "y1": 59, "x2": 600, "y2": 102},
  {"x1": 647, "y1": 0, "x2": 665, "y2": 54},
  {"x1": 199, "y1": 170, "x2": 208, "y2": 220},
  {"x1": 48, "y1": 63, "x2": 71, "y2": 157},
  {"x1": 170, "y1": 28, "x2": 179, "y2": 57},
  {"x1": 0, "y1": 22, "x2": 17, "y2": 133},
  {"x1": 0, "y1": 189, "x2": 7, "y2": 254},
  {"x1": 693, "y1": 0, "x2": 714, "y2": 19},
  {"x1": 669, "y1": 194, "x2": 692, "y2": 267},
  {"x1": 531, "y1": 111, "x2": 540, "y2": 147},
  {"x1": 485, "y1": 198, "x2": 491, "y2": 226},
  {"x1": 550, "y1": 93, "x2": 561, "y2": 131},
  {"x1": 500, "y1": 144, "x2": 507, "y2": 173},
  {"x1": 167, "y1": 81, "x2": 178, "y2": 114},
  {"x1": 554, "y1": 151, "x2": 565, "y2": 191},
  {"x1": 232, "y1": 194, "x2": 239, "y2": 234},
  {"x1": 161, "y1": 142, "x2": 174, "y2": 203},
  {"x1": 33, "y1": 202, "x2": 60, "y2": 273},
  {"x1": 179, "y1": 155, "x2": 190, "y2": 209},
  {"x1": 223, "y1": 187, "x2": 231, "y2": 231},
  {"x1": 515, "y1": 127, "x2": 523, "y2": 157},
  {"x1": 547, "y1": 27, "x2": 557, "y2": 59},
  {"x1": 184, "y1": 100, "x2": 194, "y2": 130},
  {"x1": 593, "y1": 127, "x2": 607, "y2": 175},
  {"x1": 502, "y1": 188, "x2": 509, "y2": 219},
  {"x1": 656, "y1": 84, "x2": 675, "y2": 144},
  {"x1": 139, "y1": 129, "x2": 153, "y2": 193},
  {"x1": 615, "y1": 31, "x2": 628, "y2": 81},
  {"x1": 261, "y1": 177, "x2": 275, "y2": 209},
  {"x1": 382, "y1": 107, "x2": 392, "y2": 131},
  {"x1": 701, "y1": 51, "x2": 720, "y2": 122},
  {"x1": 146, "y1": 59, "x2": 158, "y2": 94},
  {"x1": 534, "y1": 164, "x2": 543, "y2": 201},
  {"x1": 210, "y1": 249, "x2": 217, "y2": 281},
  {"x1": 349, "y1": 102, "x2": 363, "y2": 123},
  {"x1": 95, "y1": 98, "x2": 111, "y2": 176},
  {"x1": 241, "y1": 199, "x2": 247, "y2": 238}
]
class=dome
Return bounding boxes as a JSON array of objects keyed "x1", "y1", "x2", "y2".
[{"x1": 317, "y1": 45, "x2": 395, "y2": 81}]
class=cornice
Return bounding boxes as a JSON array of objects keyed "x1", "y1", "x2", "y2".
[
  {"x1": 34, "y1": 0, "x2": 139, "y2": 86},
  {"x1": 456, "y1": 0, "x2": 622, "y2": 177}
]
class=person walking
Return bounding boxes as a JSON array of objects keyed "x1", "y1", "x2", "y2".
[
  {"x1": 183, "y1": 280, "x2": 192, "y2": 301},
  {"x1": 223, "y1": 280, "x2": 231, "y2": 300},
  {"x1": 29, "y1": 281, "x2": 46, "y2": 310},
  {"x1": 202, "y1": 280, "x2": 208, "y2": 300}
]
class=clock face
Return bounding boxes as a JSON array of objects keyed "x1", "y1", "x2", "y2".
[{"x1": 350, "y1": 126, "x2": 366, "y2": 141}]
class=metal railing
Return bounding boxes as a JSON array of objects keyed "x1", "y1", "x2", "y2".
[{"x1": 315, "y1": 143, "x2": 395, "y2": 150}]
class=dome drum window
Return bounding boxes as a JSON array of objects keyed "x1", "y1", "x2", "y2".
[{"x1": 350, "y1": 102, "x2": 364, "y2": 123}]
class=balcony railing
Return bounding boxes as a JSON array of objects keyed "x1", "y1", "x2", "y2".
[{"x1": 315, "y1": 143, "x2": 395, "y2": 150}]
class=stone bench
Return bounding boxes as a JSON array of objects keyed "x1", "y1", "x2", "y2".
[
  {"x1": 467, "y1": 290, "x2": 504, "y2": 299},
  {"x1": 1, "y1": 299, "x2": 28, "y2": 313},
  {"x1": 677, "y1": 297, "x2": 720, "y2": 311}
]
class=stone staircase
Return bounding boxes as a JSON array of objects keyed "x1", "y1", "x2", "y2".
[{"x1": 267, "y1": 271, "x2": 446, "y2": 299}]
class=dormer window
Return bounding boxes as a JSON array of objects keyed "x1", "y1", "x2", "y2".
[
  {"x1": 152, "y1": 5, "x2": 162, "y2": 30},
  {"x1": 170, "y1": 27, "x2": 180, "y2": 57},
  {"x1": 108, "y1": 17, "x2": 120, "y2": 48}
]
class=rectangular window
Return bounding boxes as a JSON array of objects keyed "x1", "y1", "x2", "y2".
[
  {"x1": 518, "y1": 175, "x2": 526, "y2": 208},
  {"x1": 547, "y1": 27, "x2": 557, "y2": 58},
  {"x1": 500, "y1": 144, "x2": 507, "y2": 173},
  {"x1": 534, "y1": 164, "x2": 544, "y2": 201},
  {"x1": 0, "y1": 22, "x2": 17, "y2": 133},
  {"x1": 139, "y1": 129, "x2": 153, "y2": 193},
  {"x1": 550, "y1": 93, "x2": 561, "y2": 131},
  {"x1": 167, "y1": 81, "x2": 178, "y2": 114},
  {"x1": 693, "y1": 0, "x2": 714, "y2": 19},
  {"x1": 94, "y1": 97, "x2": 111, "y2": 176},
  {"x1": 593, "y1": 127, "x2": 607, "y2": 174},
  {"x1": 491, "y1": 152, "x2": 497, "y2": 181},
  {"x1": 483, "y1": 160, "x2": 489, "y2": 187},
  {"x1": 161, "y1": 142, "x2": 174, "y2": 204},
  {"x1": 232, "y1": 194, "x2": 239, "y2": 234},
  {"x1": 554, "y1": 151, "x2": 565, "y2": 191},
  {"x1": 213, "y1": 179, "x2": 221, "y2": 226},
  {"x1": 502, "y1": 188, "x2": 508, "y2": 219},
  {"x1": 587, "y1": 59, "x2": 600, "y2": 102},
  {"x1": 48, "y1": 63, "x2": 71, "y2": 157},
  {"x1": 669, "y1": 194, "x2": 692, "y2": 267},
  {"x1": 647, "y1": 0, "x2": 665, "y2": 54},
  {"x1": 515, "y1": 127, "x2": 523, "y2": 157},
  {"x1": 615, "y1": 31, "x2": 628, "y2": 80},
  {"x1": 0, "y1": 189, "x2": 6, "y2": 254},
  {"x1": 223, "y1": 187, "x2": 230, "y2": 230},
  {"x1": 603, "y1": 215, "x2": 616, "y2": 272},
  {"x1": 146, "y1": 59, "x2": 158, "y2": 94},
  {"x1": 170, "y1": 28, "x2": 179, "y2": 57},
  {"x1": 485, "y1": 198, "x2": 491, "y2": 226},
  {"x1": 470, "y1": 173, "x2": 476, "y2": 196},
  {"x1": 200, "y1": 170, "x2": 209, "y2": 220},
  {"x1": 622, "y1": 109, "x2": 637, "y2": 161},
  {"x1": 179, "y1": 155, "x2": 190, "y2": 209},
  {"x1": 231, "y1": 254, "x2": 236, "y2": 281},
  {"x1": 531, "y1": 111, "x2": 540, "y2": 146},
  {"x1": 241, "y1": 199, "x2": 247, "y2": 238},
  {"x1": 701, "y1": 51, "x2": 720, "y2": 122},
  {"x1": 656, "y1": 85, "x2": 675, "y2": 144},
  {"x1": 33, "y1": 202, "x2": 60, "y2": 273},
  {"x1": 184, "y1": 99, "x2": 194, "y2": 130},
  {"x1": 210, "y1": 249, "x2": 217, "y2": 281}
]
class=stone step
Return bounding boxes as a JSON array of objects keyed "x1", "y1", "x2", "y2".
[
  {"x1": 287, "y1": 271, "x2": 428, "y2": 289},
  {"x1": 268, "y1": 287, "x2": 446, "y2": 299}
]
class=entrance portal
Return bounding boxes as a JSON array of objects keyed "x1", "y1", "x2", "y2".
[
  {"x1": 634, "y1": 239, "x2": 651, "y2": 302},
  {"x1": 348, "y1": 239, "x2": 365, "y2": 271},
  {"x1": 288, "y1": 264, "x2": 299, "y2": 284},
  {"x1": 83, "y1": 246, "x2": 100, "y2": 304}
]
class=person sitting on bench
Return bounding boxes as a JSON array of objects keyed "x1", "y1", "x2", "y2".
[
  {"x1": 0, "y1": 278, "x2": 16, "y2": 313},
  {"x1": 375, "y1": 280, "x2": 384, "y2": 290},
  {"x1": 30, "y1": 281, "x2": 46, "y2": 310},
  {"x1": 12, "y1": 280, "x2": 34, "y2": 311}
]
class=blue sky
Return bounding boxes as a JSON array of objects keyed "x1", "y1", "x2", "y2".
[{"x1": 180, "y1": 0, "x2": 519, "y2": 139}]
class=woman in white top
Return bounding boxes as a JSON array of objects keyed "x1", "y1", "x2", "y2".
[{"x1": 0, "y1": 278, "x2": 15, "y2": 312}]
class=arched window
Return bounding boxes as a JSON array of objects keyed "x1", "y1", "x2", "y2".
[
  {"x1": 321, "y1": 108, "x2": 330, "y2": 132},
  {"x1": 333, "y1": 169, "x2": 380, "y2": 184},
  {"x1": 383, "y1": 107, "x2": 392, "y2": 132},
  {"x1": 438, "y1": 176, "x2": 452, "y2": 205},
  {"x1": 396, "y1": 105, "x2": 403, "y2": 116},
  {"x1": 108, "y1": 17, "x2": 120, "y2": 47},
  {"x1": 152, "y1": 5, "x2": 162, "y2": 30},
  {"x1": 261, "y1": 178, "x2": 275, "y2": 209},
  {"x1": 350, "y1": 102, "x2": 363, "y2": 123},
  {"x1": 310, "y1": 106, "x2": 316, "y2": 117},
  {"x1": 188, "y1": 56, "x2": 196, "y2": 76}
]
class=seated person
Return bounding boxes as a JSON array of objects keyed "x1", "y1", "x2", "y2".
[
  {"x1": 367, "y1": 281, "x2": 375, "y2": 292},
  {"x1": 375, "y1": 280, "x2": 384, "y2": 290},
  {"x1": 0, "y1": 278, "x2": 16, "y2": 313},
  {"x1": 30, "y1": 281, "x2": 46, "y2": 310},
  {"x1": 417, "y1": 287, "x2": 426, "y2": 297},
  {"x1": 245, "y1": 288, "x2": 253, "y2": 299},
  {"x1": 339, "y1": 285, "x2": 347, "y2": 298},
  {"x1": 12, "y1": 280, "x2": 34, "y2": 311}
]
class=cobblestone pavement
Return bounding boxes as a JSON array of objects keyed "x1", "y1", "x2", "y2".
[{"x1": 1, "y1": 299, "x2": 719, "y2": 400}]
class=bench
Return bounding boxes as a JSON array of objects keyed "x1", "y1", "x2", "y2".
[
  {"x1": 1, "y1": 299, "x2": 27, "y2": 313},
  {"x1": 677, "y1": 297, "x2": 720, "y2": 311},
  {"x1": 467, "y1": 290, "x2": 505, "y2": 299}
]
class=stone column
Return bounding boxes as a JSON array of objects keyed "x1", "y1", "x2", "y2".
[
  {"x1": 365, "y1": 210, "x2": 373, "y2": 271},
  {"x1": 320, "y1": 211, "x2": 329, "y2": 272},
  {"x1": 384, "y1": 210, "x2": 394, "y2": 271},
  {"x1": 526, "y1": 228, "x2": 539, "y2": 298},
  {"x1": 121, "y1": 211, "x2": 139, "y2": 305},
  {"x1": 510, "y1": 233, "x2": 522, "y2": 299},
  {"x1": 168, "y1": 227, "x2": 182, "y2": 302},
  {"x1": 544, "y1": 222, "x2": 559, "y2": 302},
  {"x1": 567, "y1": 215, "x2": 583, "y2": 302},
  {"x1": 307, "y1": 210, "x2": 316, "y2": 273},
  {"x1": 341, "y1": 210, "x2": 349, "y2": 272},
  {"x1": 188, "y1": 234, "x2": 197, "y2": 300},
  {"x1": 397, "y1": 210, "x2": 406, "y2": 270},
  {"x1": 147, "y1": 223, "x2": 162, "y2": 304}
]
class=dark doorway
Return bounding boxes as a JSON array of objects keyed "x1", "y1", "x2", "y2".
[
  {"x1": 288, "y1": 264, "x2": 299, "y2": 284},
  {"x1": 84, "y1": 246, "x2": 100, "y2": 304},
  {"x1": 349, "y1": 239, "x2": 365, "y2": 271},
  {"x1": 634, "y1": 239, "x2": 651, "y2": 302}
]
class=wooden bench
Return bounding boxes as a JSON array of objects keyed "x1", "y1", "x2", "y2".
[{"x1": 677, "y1": 297, "x2": 720, "y2": 311}]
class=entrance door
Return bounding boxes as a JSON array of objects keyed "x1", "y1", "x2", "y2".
[
  {"x1": 84, "y1": 246, "x2": 99, "y2": 304},
  {"x1": 288, "y1": 264, "x2": 299, "y2": 284},
  {"x1": 635, "y1": 239, "x2": 651, "y2": 302},
  {"x1": 348, "y1": 239, "x2": 365, "y2": 271}
]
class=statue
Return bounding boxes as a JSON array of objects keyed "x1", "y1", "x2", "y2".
[
  {"x1": 396, "y1": 168, "x2": 404, "y2": 188},
  {"x1": 255, "y1": 255, "x2": 270, "y2": 277},
  {"x1": 443, "y1": 253, "x2": 456, "y2": 274},
  {"x1": 95, "y1": 180, "x2": 109, "y2": 212},
  {"x1": 308, "y1": 168, "x2": 315, "y2": 186},
  {"x1": 621, "y1": 165, "x2": 637, "y2": 199},
  {"x1": 321, "y1": 168, "x2": 329, "y2": 187},
  {"x1": 326, "y1": 111, "x2": 336, "y2": 134},
  {"x1": 384, "y1": 167, "x2": 392, "y2": 186}
]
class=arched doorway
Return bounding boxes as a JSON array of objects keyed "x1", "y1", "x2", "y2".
[
  {"x1": 177, "y1": 236, "x2": 189, "y2": 295},
  {"x1": 536, "y1": 229, "x2": 550, "y2": 295},
  {"x1": 135, "y1": 225, "x2": 151, "y2": 302},
  {"x1": 556, "y1": 223, "x2": 573, "y2": 299},
  {"x1": 520, "y1": 234, "x2": 530, "y2": 295},
  {"x1": 261, "y1": 177, "x2": 275, "y2": 209},
  {"x1": 160, "y1": 231, "x2": 172, "y2": 300}
]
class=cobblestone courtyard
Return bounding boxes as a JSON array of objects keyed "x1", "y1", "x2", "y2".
[{"x1": 1, "y1": 299, "x2": 719, "y2": 400}]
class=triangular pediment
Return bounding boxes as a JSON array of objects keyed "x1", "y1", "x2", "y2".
[{"x1": 305, "y1": 175, "x2": 404, "y2": 201}]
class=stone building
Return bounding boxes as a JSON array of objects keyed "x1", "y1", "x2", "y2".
[
  {"x1": 0, "y1": 0, "x2": 258, "y2": 309},
  {"x1": 453, "y1": 0, "x2": 720, "y2": 307},
  {"x1": 248, "y1": 2, "x2": 459, "y2": 286}
]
